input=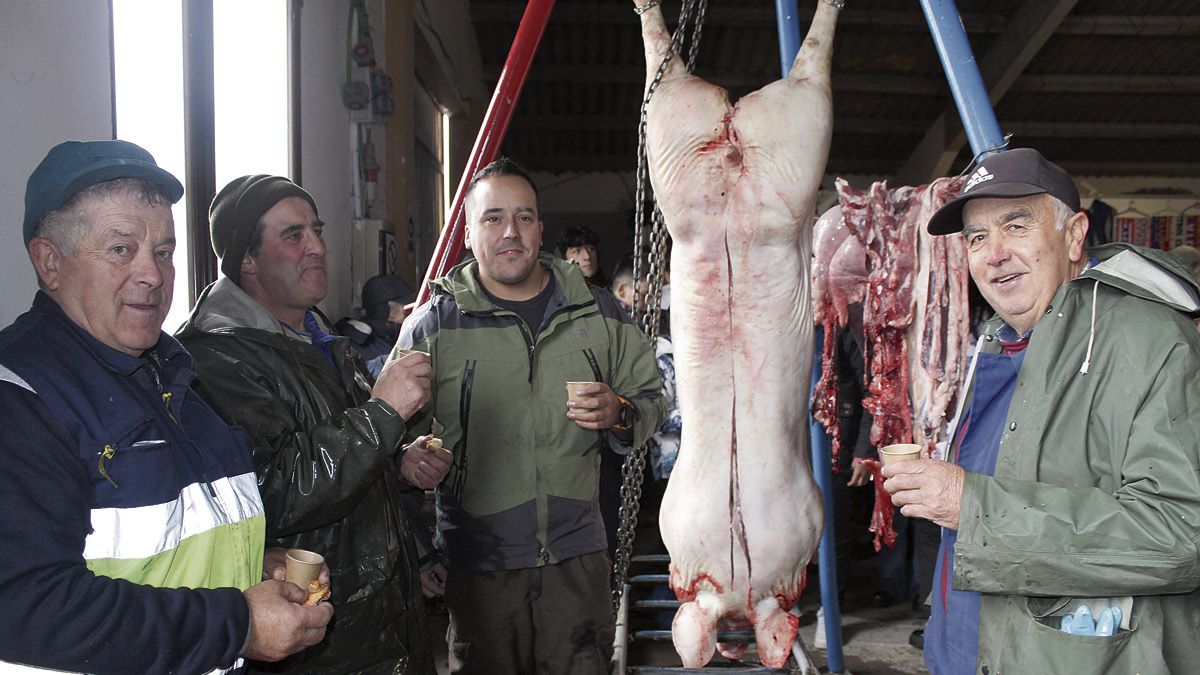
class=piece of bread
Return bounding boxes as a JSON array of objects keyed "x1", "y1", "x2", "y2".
[
  {"x1": 304, "y1": 579, "x2": 330, "y2": 606},
  {"x1": 426, "y1": 437, "x2": 443, "y2": 452}
]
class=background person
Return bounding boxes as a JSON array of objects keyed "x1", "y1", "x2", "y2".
[
  {"x1": 336, "y1": 273, "x2": 416, "y2": 375},
  {"x1": 884, "y1": 148, "x2": 1200, "y2": 674},
  {"x1": 177, "y1": 174, "x2": 450, "y2": 674},
  {"x1": 0, "y1": 140, "x2": 332, "y2": 674},
  {"x1": 395, "y1": 158, "x2": 665, "y2": 675},
  {"x1": 557, "y1": 223, "x2": 609, "y2": 287}
]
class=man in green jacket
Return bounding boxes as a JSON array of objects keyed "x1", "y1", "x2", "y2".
[
  {"x1": 394, "y1": 158, "x2": 666, "y2": 674},
  {"x1": 883, "y1": 148, "x2": 1200, "y2": 674}
]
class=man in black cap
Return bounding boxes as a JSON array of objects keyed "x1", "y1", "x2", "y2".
[
  {"x1": 0, "y1": 140, "x2": 333, "y2": 673},
  {"x1": 882, "y1": 148, "x2": 1200, "y2": 674},
  {"x1": 177, "y1": 175, "x2": 451, "y2": 674},
  {"x1": 337, "y1": 274, "x2": 416, "y2": 376}
]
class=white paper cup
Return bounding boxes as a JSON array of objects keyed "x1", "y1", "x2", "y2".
[
  {"x1": 879, "y1": 443, "x2": 922, "y2": 466},
  {"x1": 285, "y1": 548, "x2": 324, "y2": 587},
  {"x1": 566, "y1": 381, "x2": 594, "y2": 401}
]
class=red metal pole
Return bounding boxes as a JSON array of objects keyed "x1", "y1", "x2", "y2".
[{"x1": 414, "y1": 0, "x2": 557, "y2": 307}]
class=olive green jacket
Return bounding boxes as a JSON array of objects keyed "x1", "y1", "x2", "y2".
[
  {"x1": 952, "y1": 244, "x2": 1200, "y2": 674},
  {"x1": 397, "y1": 254, "x2": 665, "y2": 571}
]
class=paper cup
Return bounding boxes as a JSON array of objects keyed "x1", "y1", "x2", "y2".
[
  {"x1": 285, "y1": 548, "x2": 324, "y2": 587},
  {"x1": 879, "y1": 443, "x2": 922, "y2": 466},
  {"x1": 566, "y1": 381, "x2": 594, "y2": 401}
]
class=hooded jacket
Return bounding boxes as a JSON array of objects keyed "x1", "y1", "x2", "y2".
[
  {"x1": 398, "y1": 254, "x2": 665, "y2": 571},
  {"x1": 176, "y1": 278, "x2": 433, "y2": 675},
  {"x1": 950, "y1": 244, "x2": 1200, "y2": 674}
]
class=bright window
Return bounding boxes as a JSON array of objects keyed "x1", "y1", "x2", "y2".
[{"x1": 113, "y1": 0, "x2": 287, "y2": 333}]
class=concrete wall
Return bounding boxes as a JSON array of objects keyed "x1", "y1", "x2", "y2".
[
  {"x1": 296, "y1": 0, "x2": 360, "y2": 322},
  {"x1": 0, "y1": 1, "x2": 114, "y2": 327}
]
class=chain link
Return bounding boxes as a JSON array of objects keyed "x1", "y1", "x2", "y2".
[{"x1": 614, "y1": 0, "x2": 708, "y2": 616}]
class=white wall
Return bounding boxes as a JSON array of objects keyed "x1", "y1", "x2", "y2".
[
  {"x1": 296, "y1": 0, "x2": 359, "y2": 322},
  {"x1": 0, "y1": 1, "x2": 114, "y2": 327}
]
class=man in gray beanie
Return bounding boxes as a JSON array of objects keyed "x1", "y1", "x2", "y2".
[{"x1": 178, "y1": 174, "x2": 451, "y2": 674}]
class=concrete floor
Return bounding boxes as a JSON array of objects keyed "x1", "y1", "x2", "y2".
[
  {"x1": 425, "y1": 525, "x2": 931, "y2": 674},
  {"x1": 616, "y1": 555, "x2": 930, "y2": 674}
]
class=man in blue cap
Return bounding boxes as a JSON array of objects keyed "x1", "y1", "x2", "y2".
[
  {"x1": 0, "y1": 140, "x2": 333, "y2": 674},
  {"x1": 882, "y1": 147, "x2": 1200, "y2": 674}
]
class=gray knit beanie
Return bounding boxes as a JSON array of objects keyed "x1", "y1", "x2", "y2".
[{"x1": 209, "y1": 174, "x2": 317, "y2": 284}]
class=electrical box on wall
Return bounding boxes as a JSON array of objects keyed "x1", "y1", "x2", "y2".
[
  {"x1": 350, "y1": 219, "x2": 397, "y2": 309},
  {"x1": 346, "y1": 66, "x2": 394, "y2": 124}
]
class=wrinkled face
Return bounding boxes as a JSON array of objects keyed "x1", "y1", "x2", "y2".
[
  {"x1": 38, "y1": 192, "x2": 175, "y2": 357},
  {"x1": 962, "y1": 194, "x2": 1086, "y2": 335},
  {"x1": 464, "y1": 175, "x2": 544, "y2": 294},
  {"x1": 565, "y1": 244, "x2": 598, "y2": 277},
  {"x1": 243, "y1": 196, "x2": 328, "y2": 319}
]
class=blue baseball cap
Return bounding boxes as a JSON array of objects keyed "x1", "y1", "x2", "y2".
[{"x1": 23, "y1": 140, "x2": 184, "y2": 246}]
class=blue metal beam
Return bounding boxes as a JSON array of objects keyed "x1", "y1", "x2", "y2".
[
  {"x1": 809, "y1": 325, "x2": 845, "y2": 673},
  {"x1": 774, "y1": 0, "x2": 802, "y2": 76},
  {"x1": 918, "y1": 0, "x2": 1006, "y2": 158},
  {"x1": 777, "y1": 0, "x2": 846, "y2": 666}
]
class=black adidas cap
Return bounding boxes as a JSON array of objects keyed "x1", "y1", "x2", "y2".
[{"x1": 927, "y1": 148, "x2": 1080, "y2": 235}]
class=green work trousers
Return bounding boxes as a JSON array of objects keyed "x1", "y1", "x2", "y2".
[{"x1": 445, "y1": 550, "x2": 615, "y2": 674}]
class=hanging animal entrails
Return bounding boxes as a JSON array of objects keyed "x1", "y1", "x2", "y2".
[{"x1": 635, "y1": 0, "x2": 840, "y2": 668}]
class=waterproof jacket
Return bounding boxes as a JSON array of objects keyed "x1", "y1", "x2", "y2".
[
  {"x1": 0, "y1": 292, "x2": 262, "y2": 674},
  {"x1": 177, "y1": 278, "x2": 433, "y2": 675},
  {"x1": 398, "y1": 254, "x2": 666, "y2": 571},
  {"x1": 950, "y1": 244, "x2": 1200, "y2": 674}
]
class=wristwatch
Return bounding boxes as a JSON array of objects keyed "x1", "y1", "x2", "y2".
[{"x1": 612, "y1": 395, "x2": 636, "y2": 432}]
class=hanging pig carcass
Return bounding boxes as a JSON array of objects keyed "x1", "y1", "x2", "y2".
[{"x1": 635, "y1": 0, "x2": 841, "y2": 668}]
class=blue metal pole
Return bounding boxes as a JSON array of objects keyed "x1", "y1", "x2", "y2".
[
  {"x1": 809, "y1": 326, "x2": 845, "y2": 672},
  {"x1": 918, "y1": 0, "x2": 1006, "y2": 158},
  {"x1": 774, "y1": 0, "x2": 802, "y2": 76},
  {"x1": 777, "y1": 2, "x2": 845, "y2": 667}
]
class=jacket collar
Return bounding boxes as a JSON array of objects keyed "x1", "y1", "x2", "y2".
[
  {"x1": 431, "y1": 253, "x2": 595, "y2": 316},
  {"x1": 184, "y1": 276, "x2": 335, "y2": 338},
  {"x1": 32, "y1": 290, "x2": 188, "y2": 378}
]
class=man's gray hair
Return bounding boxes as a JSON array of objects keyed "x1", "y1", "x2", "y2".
[
  {"x1": 1049, "y1": 195, "x2": 1077, "y2": 232},
  {"x1": 36, "y1": 177, "x2": 173, "y2": 255}
]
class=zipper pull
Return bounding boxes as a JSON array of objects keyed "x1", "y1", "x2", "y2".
[
  {"x1": 98, "y1": 444, "x2": 119, "y2": 488},
  {"x1": 162, "y1": 392, "x2": 177, "y2": 423}
]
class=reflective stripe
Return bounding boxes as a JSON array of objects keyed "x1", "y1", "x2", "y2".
[
  {"x1": 84, "y1": 472, "x2": 263, "y2": 561},
  {"x1": 0, "y1": 363, "x2": 35, "y2": 393},
  {"x1": 0, "y1": 658, "x2": 244, "y2": 674}
]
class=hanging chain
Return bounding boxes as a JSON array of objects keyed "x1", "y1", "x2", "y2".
[{"x1": 614, "y1": 0, "x2": 709, "y2": 615}]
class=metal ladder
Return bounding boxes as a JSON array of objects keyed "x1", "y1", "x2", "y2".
[{"x1": 613, "y1": 554, "x2": 818, "y2": 675}]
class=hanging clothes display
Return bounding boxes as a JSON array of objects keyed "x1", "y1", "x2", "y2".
[
  {"x1": 1114, "y1": 205, "x2": 1151, "y2": 247},
  {"x1": 1085, "y1": 198, "x2": 1114, "y2": 247},
  {"x1": 1150, "y1": 209, "x2": 1178, "y2": 250}
]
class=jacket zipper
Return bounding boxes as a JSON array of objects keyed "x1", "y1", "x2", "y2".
[
  {"x1": 146, "y1": 355, "x2": 220, "y2": 501},
  {"x1": 451, "y1": 360, "x2": 476, "y2": 499}
]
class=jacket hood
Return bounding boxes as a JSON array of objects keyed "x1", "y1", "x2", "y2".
[
  {"x1": 181, "y1": 277, "x2": 299, "y2": 337},
  {"x1": 1083, "y1": 243, "x2": 1200, "y2": 318},
  {"x1": 428, "y1": 253, "x2": 595, "y2": 313}
]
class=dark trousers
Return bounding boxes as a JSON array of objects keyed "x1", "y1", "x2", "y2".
[{"x1": 445, "y1": 551, "x2": 615, "y2": 675}]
